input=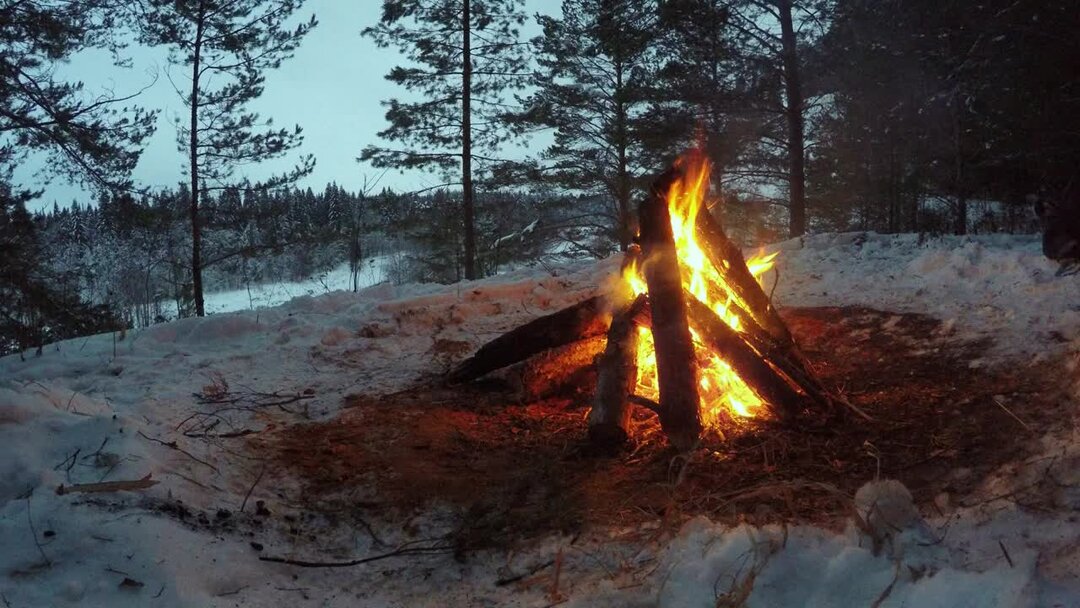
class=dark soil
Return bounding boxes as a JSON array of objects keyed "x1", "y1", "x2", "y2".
[{"x1": 257, "y1": 306, "x2": 1070, "y2": 551}]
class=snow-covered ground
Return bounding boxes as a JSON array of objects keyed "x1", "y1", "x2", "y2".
[
  {"x1": 199, "y1": 255, "x2": 390, "y2": 315},
  {"x1": 0, "y1": 232, "x2": 1077, "y2": 607}
]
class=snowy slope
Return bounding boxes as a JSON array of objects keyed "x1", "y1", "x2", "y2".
[
  {"x1": 0, "y1": 233, "x2": 1077, "y2": 607},
  {"x1": 199, "y1": 255, "x2": 390, "y2": 315}
]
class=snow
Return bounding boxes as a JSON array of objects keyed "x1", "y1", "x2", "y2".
[
  {"x1": 766, "y1": 232, "x2": 1080, "y2": 357},
  {"x1": 198, "y1": 255, "x2": 391, "y2": 315},
  {"x1": 0, "y1": 232, "x2": 1077, "y2": 607}
]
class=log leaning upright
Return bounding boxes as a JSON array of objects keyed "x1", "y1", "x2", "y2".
[{"x1": 638, "y1": 169, "x2": 703, "y2": 451}]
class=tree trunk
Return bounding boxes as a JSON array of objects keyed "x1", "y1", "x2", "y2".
[
  {"x1": 461, "y1": 0, "x2": 477, "y2": 280},
  {"x1": 588, "y1": 294, "x2": 645, "y2": 448},
  {"x1": 639, "y1": 171, "x2": 702, "y2": 451},
  {"x1": 189, "y1": 1, "x2": 206, "y2": 317},
  {"x1": 613, "y1": 59, "x2": 632, "y2": 251},
  {"x1": 778, "y1": 0, "x2": 806, "y2": 238},
  {"x1": 953, "y1": 101, "x2": 967, "y2": 235}
]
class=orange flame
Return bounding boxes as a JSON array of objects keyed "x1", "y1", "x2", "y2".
[{"x1": 621, "y1": 155, "x2": 778, "y2": 429}]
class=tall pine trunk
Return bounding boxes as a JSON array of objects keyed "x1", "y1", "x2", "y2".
[
  {"x1": 778, "y1": 0, "x2": 806, "y2": 238},
  {"x1": 189, "y1": 1, "x2": 206, "y2": 317},
  {"x1": 953, "y1": 101, "x2": 967, "y2": 235},
  {"x1": 614, "y1": 59, "x2": 631, "y2": 251},
  {"x1": 461, "y1": 0, "x2": 476, "y2": 280}
]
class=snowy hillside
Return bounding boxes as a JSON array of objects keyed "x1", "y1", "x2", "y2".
[
  {"x1": 197, "y1": 256, "x2": 390, "y2": 316},
  {"x1": 0, "y1": 232, "x2": 1077, "y2": 607}
]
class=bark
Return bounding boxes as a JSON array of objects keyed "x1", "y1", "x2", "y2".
[
  {"x1": 462, "y1": 0, "x2": 477, "y2": 279},
  {"x1": 516, "y1": 335, "x2": 605, "y2": 402},
  {"x1": 684, "y1": 296, "x2": 804, "y2": 421},
  {"x1": 190, "y1": 0, "x2": 206, "y2": 317},
  {"x1": 448, "y1": 296, "x2": 609, "y2": 384},
  {"x1": 778, "y1": 0, "x2": 806, "y2": 238},
  {"x1": 695, "y1": 207, "x2": 791, "y2": 344},
  {"x1": 588, "y1": 294, "x2": 646, "y2": 448},
  {"x1": 639, "y1": 172, "x2": 702, "y2": 450}
]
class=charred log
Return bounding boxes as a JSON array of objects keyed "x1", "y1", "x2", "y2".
[
  {"x1": 588, "y1": 294, "x2": 646, "y2": 449},
  {"x1": 695, "y1": 207, "x2": 791, "y2": 344},
  {"x1": 683, "y1": 296, "x2": 805, "y2": 421},
  {"x1": 448, "y1": 296, "x2": 609, "y2": 384},
  {"x1": 639, "y1": 171, "x2": 702, "y2": 451},
  {"x1": 515, "y1": 335, "x2": 605, "y2": 402}
]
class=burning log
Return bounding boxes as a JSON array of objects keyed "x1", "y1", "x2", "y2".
[
  {"x1": 695, "y1": 205, "x2": 791, "y2": 344},
  {"x1": 692, "y1": 206, "x2": 840, "y2": 415},
  {"x1": 448, "y1": 295, "x2": 609, "y2": 384},
  {"x1": 638, "y1": 170, "x2": 703, "y2": 451},
  {"x1": 683, "y1": 296, "x2": 804, "y2": 421},
  {"x1": 588, "y1": 294, "x2": 646, "y2": 448},
  {"x1": 516, "y1": 335, "x2": 605, "y2": 402}
]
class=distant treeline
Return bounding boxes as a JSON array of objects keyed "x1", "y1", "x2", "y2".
[{"x1": 21, "y1": 183, "x2": 603, "y2": 334}]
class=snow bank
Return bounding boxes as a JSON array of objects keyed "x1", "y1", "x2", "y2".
[
  {"x1": 0, "y1": 232, "x2": 1076, "y2": 607},
  {"x1": 769, "y1": 232, "x2": 1080, "y2": 356}
]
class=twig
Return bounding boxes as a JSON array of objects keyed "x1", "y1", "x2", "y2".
[
  {"x1": 998, "y1": 540, "x2": 1014, "y2": 568},
  {"x1": 496, "y1": 559, "x2": 556, "y2": 587},
  {"x1": 549, "y1": 548, "x2": 564, "y2": 604},
  {"x1": 22, "y1": 490, "x2": 51, "y2": 567},
  {"x1": 992, "y1": 396, "x2": 1032, "y2": 433},
  {"x1": 628, "y1": 394, "x2": 663, "y2": 415},
  {"x1": 84, "y1": 437, "x2": 110, "y2": 461},
  {"x1": 870, "y1": 561, "x2": 901, "y2": 608},
  {"x1": 259, "y1": 543, "x2": 452, "y2": 568},
  {"x1": 57, "y1": 474, "x2": 159, "y2": 496},
  {"x1": 137, "y1": 431, "x2": 219, "y2": 474},
  {"x1": 216, "y1": 586, "x2": 247, "y2": 597},
  {"x1": 53, "y1": 448, "x2": 80, "y2": 474},
  {"x1": 240, "y1": 466, "x2": 267, "y2": 513}
]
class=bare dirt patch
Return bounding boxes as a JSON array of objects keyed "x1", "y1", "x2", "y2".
[{"x1": 257, "y1": 306, "x2": 1070, "y2": 550}]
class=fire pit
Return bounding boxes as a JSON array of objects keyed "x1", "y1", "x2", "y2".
[{"x1": 450, "y1": 150, "x2": 865, "y2": 451}]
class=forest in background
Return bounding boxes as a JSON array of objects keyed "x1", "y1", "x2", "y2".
[{"x1": 3, "y1": 0, "x2": 1078, "y2": 355}]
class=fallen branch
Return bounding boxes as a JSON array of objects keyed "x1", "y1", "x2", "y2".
[
  {"x1": 56, "y1": 474, "x2": 159, "y2": 496},
  {"x1": 259, "y1": 542, "x2": 452, "y2": 568},
  {"x1": 240, "y1": 466, "x2": 267, "y2": 513},
  {"x1": 495, "y1": 558, "x2": 557, "y2": 587},
  {"x1": 138, "y1": 431, "x2": 219, "y2": 474}
]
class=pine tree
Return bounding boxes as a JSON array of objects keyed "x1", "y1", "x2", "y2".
[
  {"x1": 1, "y1": 0, "x2": 154, "y2": 354},
  {"x1": 649, "y1": 0, "x2": 752, "y2": 192},
  {"x1": 724, "y1": 0, "x2": 831, "y2": 237},
  {"x1": 362, "y1": 0, "x2": 529, "y2": 280},
  {"x1": 138, "y1": 0, "x2": 317, "y2": 316},
  {"x1": 515, "y1": 0, "x2": 657, "y2": 251}
]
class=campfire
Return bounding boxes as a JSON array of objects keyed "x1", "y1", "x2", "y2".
[{"x1": 451, "y1": 151, "x2": 857, "y2": 450}]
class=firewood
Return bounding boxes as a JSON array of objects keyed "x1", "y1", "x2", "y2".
[
  {"x1": 516, "y1": 335, "x2": 604, "y2": 401},
  {"x1": 448, "y1": 295, "x2": 609, "y2": 384},
  {"x1": 56, "y1": 474, "x2": 159, "y2": 495},
  {"x1": 695, "y1": 207, "x2": 792, "y2": 343},
  {"x1": 639, "y1": 170, "x2": 702, "y2": 450},
  {"x1": 588, "y1": 294, "x2": 646, "y2": 448},
  {"x1": 684, "y1": 296, "x2": 805, "y2": 421}
]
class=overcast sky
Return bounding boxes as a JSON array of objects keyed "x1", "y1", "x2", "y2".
[{"x1": 17, "y1": 0, "x2": 555, "y2": 211}]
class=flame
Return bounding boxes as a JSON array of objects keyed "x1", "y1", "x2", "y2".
[{"x1": 621, "y1": 154, "x2": 779, "y2": 430}]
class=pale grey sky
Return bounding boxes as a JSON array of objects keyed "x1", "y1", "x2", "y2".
[{"x1": 18, "y1": 0, "x2": 555, "y2": 211}]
